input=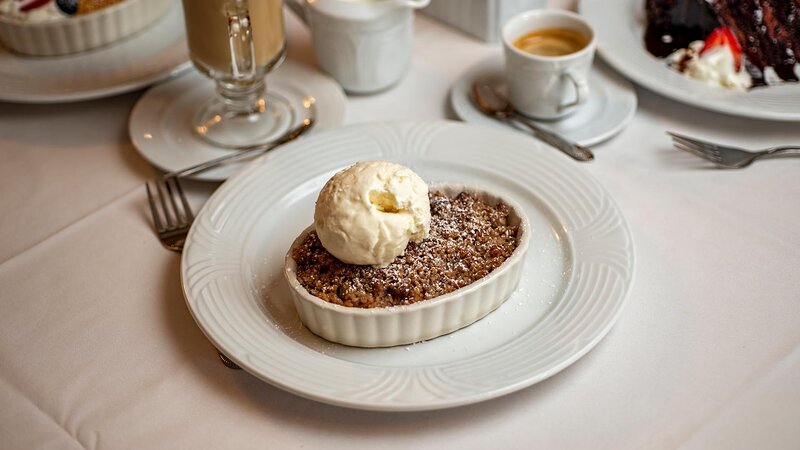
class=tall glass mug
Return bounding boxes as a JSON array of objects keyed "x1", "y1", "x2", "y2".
[{"x1": 181, "y1": 0, "x2": 289, "y2": 148}]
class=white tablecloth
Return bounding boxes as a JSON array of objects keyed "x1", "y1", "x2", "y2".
[{"x1": 1, "y1": 2, "x2": 799, "y2": 449}]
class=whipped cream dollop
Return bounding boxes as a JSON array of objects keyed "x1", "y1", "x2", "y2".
[
  {"x1": 314, "y1": 161, "x2": 431, "y2": 268},
  {"x1": 668, "y1": 40, "x2": 752, "y2": 91}
]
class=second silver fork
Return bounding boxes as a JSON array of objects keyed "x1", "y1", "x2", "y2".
[
  {"x1": 145, "y1": 177, "x2": 193, "y2": 252},
  {"x1": 145, "y1": 177, "x2": 242, "y2": 370},
  {"x1": 668, "y1": 132, "x2": 800, "y2": 169}
]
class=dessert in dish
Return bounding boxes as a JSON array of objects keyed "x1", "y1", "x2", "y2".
[
  {"x1": 644, "y1": 0, "x2": 800, "y2": 89},
  {"x1": 0, "y1": 0, "x2": 169, "y2": 56},
  {"x1": 0, "y1": 0, "x2": 123, "y2": 21},
  {"x1": 284, "y1": 161, "x2": 530, "y2": 347},
  {"x1": 0, "y1": 0, "x2": 67, "y2": 21},
  {"x1": 294, "y1": 190, "x2": 519, "y2": 308},
  {"x1": 295, "y1": 161, "x2": 520, "y2": 307}
]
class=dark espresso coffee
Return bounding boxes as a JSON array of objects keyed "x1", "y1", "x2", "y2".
[{"x1": 513, "y1": 27, "x2": 588, "y2": 57}]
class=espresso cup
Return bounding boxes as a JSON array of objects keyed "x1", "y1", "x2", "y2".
[{"x1": 503, "y1": 9, "x2": 595, "y2": 120}]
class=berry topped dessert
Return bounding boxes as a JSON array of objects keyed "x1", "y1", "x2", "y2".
[
  {"x1": 645, "y1": 0, "x2": 800, "y2": 89},
  {"x1": 0, "y1": 0, "x2": 166, "y2": 56},
  {"x1": 0, "y1": 0, "x2": 65, "y2": 21},
  {"x1": 0, "y1": 0, "x2": 123, "y2": 21}
]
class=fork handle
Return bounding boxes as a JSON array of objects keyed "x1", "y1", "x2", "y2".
[
  {"x1": 765, "y1": 146, "x2": 800, "y2": 156},
  {"x1": 507, "y1": 116, "x2": 594, "y2": 162}
]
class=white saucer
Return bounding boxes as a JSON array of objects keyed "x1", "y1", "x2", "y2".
[
  {"x1": 129, "y1": 61, "x2": 346, "y2": 181},
  {"x1": 0, "y1": 0, "x2": 191, "y2": 103},
  {"x1": 451, "y1": 54, "x2": 637, "y2": 147}
]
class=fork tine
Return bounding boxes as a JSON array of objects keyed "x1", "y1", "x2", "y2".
[
  {"x1": 667, "y1": 132, "x2": 731, "y2": 160},
  {"x1": 669, "y1": 134, "x2": 714, "y2": 150},
  {"x1": 666, "y1": 131, "x2": 713, "y2": 146},
  {"x1": 171, "y1": 177, "x2": 194, "y2": 223},
  {"x1": 145, "y1": 182, "x2": 165, "y2": 232},
  {"x1": 670, "y1": 135, "x2": 723, "y2": 162},
  {"x1": 155, "y1": 178, "x2": 176, "y2": 228},
  {"x1": 673, "y1": 141, "x2": 722, "y2": 164},
  {"x1": 672, "y1": 140, "x2": 708, "y2": 159},
  {"x1": 164, "y1": 177, "x2": 185, "y2": 226}
]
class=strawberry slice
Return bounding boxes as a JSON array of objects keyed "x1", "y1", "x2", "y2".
[
  {"x1": 19, "y1": 0, "x2": 51, "y2": 11},
  {"x1": 701, "y1": 26, "x2": 743, "y2": 71}
]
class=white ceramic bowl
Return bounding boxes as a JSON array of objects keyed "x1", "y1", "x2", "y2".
[
  {"x1": 0, "y1": 0, "x2": 171, "y2": 56},
  {"x1": 283, "y1": 183, "x2": 531, "y2": 348}
]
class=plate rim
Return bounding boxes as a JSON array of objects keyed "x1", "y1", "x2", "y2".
[
  {"x1": 579, "y1": 0, "x2": 800, "y2": 122},
  {"x1": 180, "y1": 120, "x2": 635, "y2": 411}
]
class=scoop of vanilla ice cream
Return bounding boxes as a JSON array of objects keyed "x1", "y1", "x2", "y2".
[{"x1": 314, "y1": 161, "x2": 431, "y2": 268}]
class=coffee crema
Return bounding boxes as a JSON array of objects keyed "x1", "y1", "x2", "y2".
[{"x1": 512, "y1": 27, "x2": 588, "y2": 57}]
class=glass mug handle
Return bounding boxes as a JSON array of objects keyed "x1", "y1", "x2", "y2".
[
  {"x1": 559, "y1": 71, "x2": 589, "y2": 111},
  {"x1": 226, "y1": 1, "x2": 256, "y2": 81}
]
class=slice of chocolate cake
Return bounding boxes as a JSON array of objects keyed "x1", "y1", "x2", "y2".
[
  {"x1": 645, "y1": 0, "x2": 800, "y2": 87},
  {"x1": 645, "y1": 0, "x2": 719, "y2": 57}
]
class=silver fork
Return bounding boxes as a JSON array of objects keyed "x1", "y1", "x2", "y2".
[
  {"x1": 668, "y1": 132, "x2": 800, "y2": 169},
  {"x1": 143, "y1": 118, "x2": 316, "y2": 248},
  {"x1": 145, "y1": 177, "x2": 194, "y2": 253},
  {"x1": 145, "y1": 177, "x2": 242, "y2": 370}
]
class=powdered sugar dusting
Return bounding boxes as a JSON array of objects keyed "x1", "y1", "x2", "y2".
[{"x1": 292, "y1": 191, "x2": 519, "y2": 308}]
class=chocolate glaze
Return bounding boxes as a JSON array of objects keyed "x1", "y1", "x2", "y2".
[
  {"x1": 644, "y1": 0, "x2": 800, "y2": 88},
  {"x1": 645, "y1": 0, "x2": 719, "y2": 57}
]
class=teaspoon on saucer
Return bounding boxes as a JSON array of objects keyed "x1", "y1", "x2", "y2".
[{"x1": 471, "y1": 83, "x2": 594, "y2": 162}]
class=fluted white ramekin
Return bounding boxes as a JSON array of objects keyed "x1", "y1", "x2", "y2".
[
  {"x1": 0, "y1": 0, "x2": 170, "y2": 56},
  {"x1": 284, "y1": 183, "x2": 531, "y2": 348}
]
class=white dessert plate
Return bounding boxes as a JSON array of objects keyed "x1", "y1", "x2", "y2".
[
  {"x1": 129, "y1": 61, "x2": 346, "y2": 181},
  {"x1": 181, "y1": 121, "x2": 635, "y2": 411},
  {"x1": 451, "y1": 54, "x2": 637, "y2": 147},
  {"x1": 580, "y1": 0, "x2": 800, "y2": 122},
  {"x1": 0, "y1": 0, "x2": 191, "y2": 103}
]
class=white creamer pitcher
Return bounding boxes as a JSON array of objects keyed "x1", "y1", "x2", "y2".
[{"x1": 288, "y1": 0, "x2": 429, "y2": 94}]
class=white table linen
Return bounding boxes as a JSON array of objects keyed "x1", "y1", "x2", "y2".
[{"x1": 1, "y1": 2, "x2": 799, "y2": 449}]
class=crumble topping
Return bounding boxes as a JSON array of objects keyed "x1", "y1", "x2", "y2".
[{"x1": 291, "y1": 191, "x2": 520, "y2": 308}]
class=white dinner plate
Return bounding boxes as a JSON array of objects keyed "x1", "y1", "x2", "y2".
[
  {"x1": 580, "y1": 0, "x2": 800, "y2": 122},
  {"x1": 450, "y1": 54, "x2": 637, "y2": 147},
  {"x1": 0, "y1": 0, "x2": 190, "y2": 103},
  {"x1": 181, "y1": 121, "x2": 635, "y2": 411},
  {"x1": 129, "y1": 61, "x2": 346, "y2": 181}
]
